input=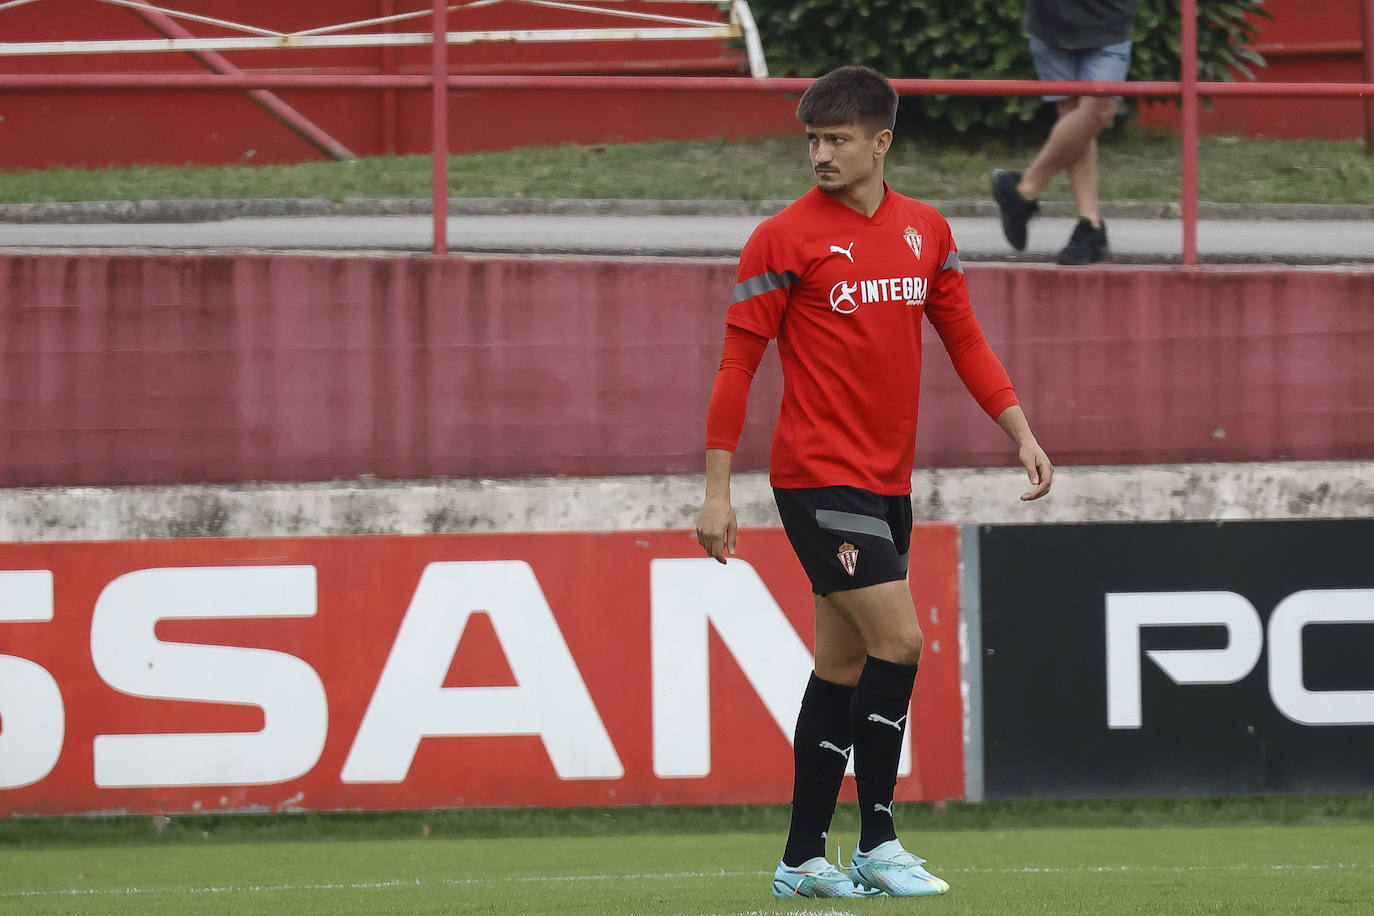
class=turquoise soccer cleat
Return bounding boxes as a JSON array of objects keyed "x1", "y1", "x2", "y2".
[
  {"x1": 771, "y1": 856, "x2": 886, "y2": 899},
  {"x1": 850, "y1": 840, "x2": 950, "y2": 897}
]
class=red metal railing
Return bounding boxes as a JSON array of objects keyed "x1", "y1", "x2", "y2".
[
  {"x1": 1, "y1": 0, "x2": 1371, "y2": 261},
  {"x1": 1365, "y1": 0, "x2": 1374, "y2": 151},
  {"x1": 430, "y1": 0, "x2": 448, "y2": 254}
]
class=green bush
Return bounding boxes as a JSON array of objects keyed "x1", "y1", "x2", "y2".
[{"x1": 743, "y1": 0, "x2": 1269, "y2": 136}]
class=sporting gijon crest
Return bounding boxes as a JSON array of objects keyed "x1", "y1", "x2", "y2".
[
  {"x1": 837, "y1": 541, "x2": 859, "y2": 576},
  {"x1": 903, "y1": 226, "x2": 923, "y2": 260}
]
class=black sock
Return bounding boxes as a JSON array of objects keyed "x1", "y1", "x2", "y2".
[
  {"x1": 850, "y1": 655, "x2": 918, "y2": 852},
  {"x1": 781, "y1": 673, "x2": 855, "y2": 866}
]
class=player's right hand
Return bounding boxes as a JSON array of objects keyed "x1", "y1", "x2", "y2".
[{"x1": 695, "y1": 496, "x2": 738, "y2": 564}]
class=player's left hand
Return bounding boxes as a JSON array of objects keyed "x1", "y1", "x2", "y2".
[{"x1": 1018, "y1": 441, "x2": 1053, "y2": 501}]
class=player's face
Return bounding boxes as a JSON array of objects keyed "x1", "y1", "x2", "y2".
[{"x1": 806, "y1": 122, "x2": 889, "y2": 193}]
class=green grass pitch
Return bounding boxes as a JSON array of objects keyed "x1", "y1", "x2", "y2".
[{"x1": 3, "y1": 803, "x2": 1371, "y2": 915}]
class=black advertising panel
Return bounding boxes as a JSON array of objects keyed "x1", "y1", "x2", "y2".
[{"x1": 977, "y1": 520, "x2": 1374, "y2": 799}]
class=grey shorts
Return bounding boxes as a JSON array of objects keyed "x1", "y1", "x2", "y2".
[{"x1": 1029, "y1": 34, "x2": 1133, "y2": 102}]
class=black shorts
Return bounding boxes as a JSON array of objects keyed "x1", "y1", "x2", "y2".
[{"x1": 774, "y1": 486, "x2": 913, "y2": 596}]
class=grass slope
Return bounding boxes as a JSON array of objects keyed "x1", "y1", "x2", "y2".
[{"x1": 1, "y1": 129, "x2": 1370, "y2": 206}]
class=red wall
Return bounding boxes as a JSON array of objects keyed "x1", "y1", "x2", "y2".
[{"x1": 2, "y1": 254, "x2": 1371, "y2": 488}]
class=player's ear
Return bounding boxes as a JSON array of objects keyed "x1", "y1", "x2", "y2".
[{"x1": 873, "y1": 128, "x2": 893, "y2": 158}]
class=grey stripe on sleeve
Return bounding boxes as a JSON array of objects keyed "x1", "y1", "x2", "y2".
[
  {"x1": 941, "y1": 250, "x2": 963, "y2": 273},
  {"x1": 815, "y1": 509, "x2": 894, "y2": 543},
  {"x1": 731, "y1": 270, "x2": 799, "y2": 304}
]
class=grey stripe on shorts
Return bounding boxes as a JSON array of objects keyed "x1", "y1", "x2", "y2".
[{"x1": 815, "y1": 509, "x2": 894, "y2": 543}]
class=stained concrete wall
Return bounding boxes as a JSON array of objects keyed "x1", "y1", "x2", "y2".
[
  {"x1": 4, "y1": 253, "x2": 1372, "y2": 490},
  {"x1": 0, "y1": 461, "x2": 1369, "y2": 543}
]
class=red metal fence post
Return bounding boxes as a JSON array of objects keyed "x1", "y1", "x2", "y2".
[
  {"x1": 431, "y1": 0, "x2": 448, "y2": 255},
  {"x1": 1363, "y1": 0, "x2": 1374, "y2": 154},
  {"x1": 1181, "y1": 0, "x2": 1200, "y2": 266},
  {"x1": 381, "y1": 0, "x2": 399, "y2": 156}
]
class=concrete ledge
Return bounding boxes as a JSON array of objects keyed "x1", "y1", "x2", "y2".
[{"x1": 1, "y1": 461, "x2": 1369, "y2": 543}]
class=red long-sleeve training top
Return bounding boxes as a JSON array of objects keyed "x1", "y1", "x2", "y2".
[{"x1": 706, "y1": 186, "x2": 1018, "y2": 495}]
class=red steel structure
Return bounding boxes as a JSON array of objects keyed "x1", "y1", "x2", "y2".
[
  {"x1": 1139, "y1": 0, "x2": 1374, "y2": 142},
  {"x1": 0, "y1": 0, "x2": 1372, "y2": 262},
  {"x1": 1366, "y1": 0, "x2": 1374, "y2": 145},
  {"x1": 119, "y1": 0, "x2": 359, "y2": 162},
  {"x1": 0, "y1": 1, "x2": 775, "y2": 166}
]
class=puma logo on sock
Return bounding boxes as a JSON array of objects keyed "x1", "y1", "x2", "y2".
[
  {"x1": 819, "y1": 740, "x2": 853, "y2": 759},
  {"x1": 873, "y1": 802, "x2": 894, "y2": 816},
  {"x1": 866, "y1": 712, "x2": 909, "y2": 731}
]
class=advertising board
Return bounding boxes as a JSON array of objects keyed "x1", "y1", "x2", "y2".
[
  {"x1": 977, "y1": 521, "x2": 1374, "y2": 798},
  {"x1": 1, "y1": 527, "x2": 964, "y2": 815}
]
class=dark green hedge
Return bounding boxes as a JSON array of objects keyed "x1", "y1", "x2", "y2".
[{"x1": 742, "y1": 0, "x2": 1269, "y2": 135}]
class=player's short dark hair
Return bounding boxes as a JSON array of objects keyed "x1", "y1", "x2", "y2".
[{"x1": 795, "y1": 66, "x2": 898, "y2": 136}]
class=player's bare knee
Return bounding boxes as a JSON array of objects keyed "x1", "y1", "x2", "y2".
[
  {"x1": 816, "y1": 651, "x2": 865, "y2": 687},
  {"x1": 815, "y1": 637, "x2": 867, "y2": 686},
  {"x1": 877, "y1": 629, "x2": 923, "y2": 667},
  {"x1": 900, "y1": 629, "x2": 925, "y2": 667}
]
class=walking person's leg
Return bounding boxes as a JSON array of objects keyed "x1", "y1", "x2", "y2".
[
  {"x1": 994, "y1": 37, "x2": 1129, "y2": 262},
  {"x1": 1017, "y1": 96, "x2": 1116, "y2": 201},
  {"x1": 1066, "y1": 133, "x2": 1100, "y2": 226},
  {"x1": 1052, "y1": 93, "x2": 1119, "y2": 263}
]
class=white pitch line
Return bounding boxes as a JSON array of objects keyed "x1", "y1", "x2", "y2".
[
  {"x1": 984, "y1": 863, "x2": 1365, "y2": 874},
  {"x1": 1, "y1": 862, "x2": 1362, "y2": 900},
  {"x1": 443, "y1": 869, "x2": 761, "y2": 885},
  {"x1": 2, "y1": 879, "x2": 422, "y2": 898},
  {"x1": 686, "y1": 911, "x2": 863, "y2": 916},
  {"x1": 0, "y1": 871, "x2": 760, "y2": 900}
]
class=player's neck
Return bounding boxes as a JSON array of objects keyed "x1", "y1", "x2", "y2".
[{"x1": 823, "y1": 173, "x2": 887, "y2": 218}]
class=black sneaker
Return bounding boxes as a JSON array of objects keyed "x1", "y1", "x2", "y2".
[
  {"x1": 990, "y1": 169, "x2": 1038, "y2": 251},
  {"x1": 1056, "y1": 218, "x2": 1109, "y2": 265}
]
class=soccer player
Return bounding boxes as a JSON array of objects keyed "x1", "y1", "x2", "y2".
[{"x1": 695, "y1": 66, "x2": 1053, "y2": 899}]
